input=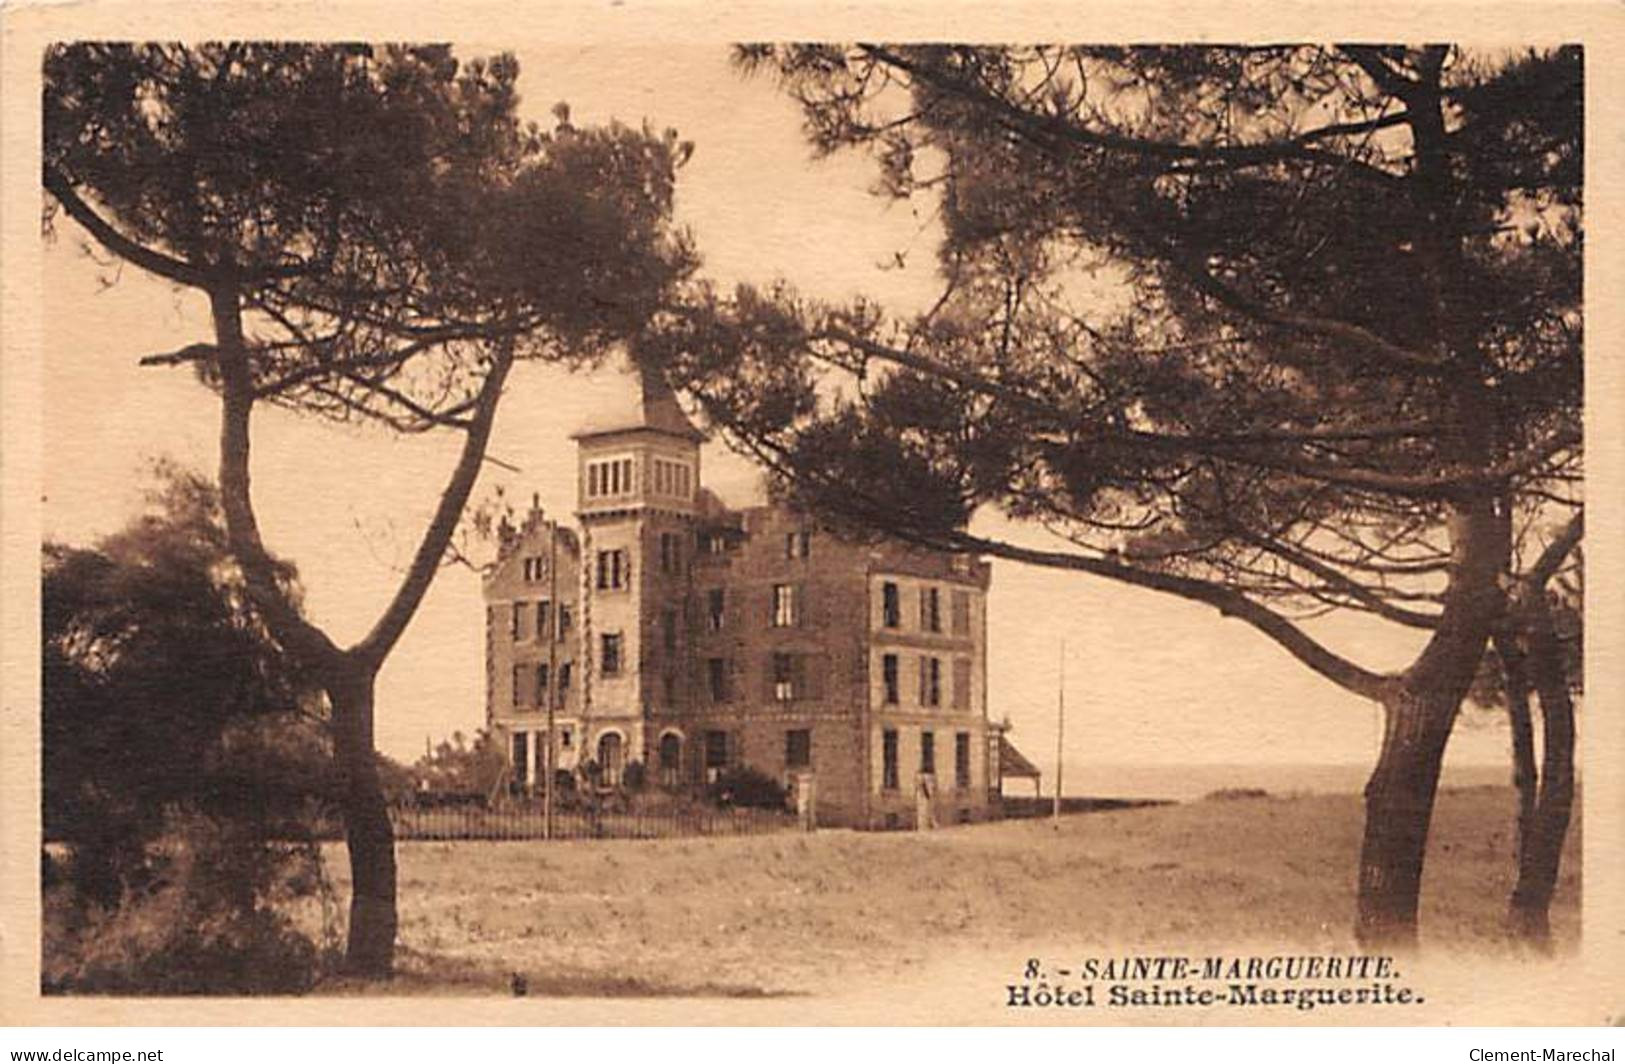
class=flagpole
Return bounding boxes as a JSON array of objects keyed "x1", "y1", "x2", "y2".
[
  {"x1": 1053, "y1": 639, "x2": 1065, "y2": 827},
  {"x1": 545, "y1": 515, "x2": 559, "y2": 841}
]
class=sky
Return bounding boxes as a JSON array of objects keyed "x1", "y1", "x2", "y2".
[{"x1": 41, "y1": 43, "x2": 1514, "y2": 778}]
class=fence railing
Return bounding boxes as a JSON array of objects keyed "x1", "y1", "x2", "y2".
[{"x1": 380, "y1": 799, "x2": 797, "y2": 842}]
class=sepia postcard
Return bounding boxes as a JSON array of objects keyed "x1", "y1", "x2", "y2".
[{"x1": 2, "y1": 0, "x2": 1623, "y2": 1031}]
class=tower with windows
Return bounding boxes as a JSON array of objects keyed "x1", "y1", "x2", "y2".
[{"x1": 571, "y1": 366, "x2": 705, "y2": 785}]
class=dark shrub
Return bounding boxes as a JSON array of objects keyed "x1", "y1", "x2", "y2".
[
  {"x1": 42, "y1": 812, "x2": 336, "y2": 995},
  {"x1": 706, "y1": 766, "x2": 787, "y2": 810}
]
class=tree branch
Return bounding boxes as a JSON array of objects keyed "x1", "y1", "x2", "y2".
[
  {"x1": 46, "y1": 166, "x2": 212, "y2": 288},
  {"x1": 351, "y1": 339, "x2": 515, "y2": 669}
]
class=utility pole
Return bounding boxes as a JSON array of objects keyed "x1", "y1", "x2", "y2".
[
  {"x1": 1053, "y1": 639, "x2": 1065, "y2": 827},
  {"x1": 545, "y1": 513, "x2": 559, "y2": 841}
]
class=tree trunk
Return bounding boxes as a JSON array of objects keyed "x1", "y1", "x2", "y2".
[
  {"x1": 1493, "y1": 625, "x2": 1539, "y2": 873},
  {"x1": 328, "y1": 665, "x2": 398, "y2": 976},
  {"x1": 1355, "y1": 684, "x2": 1461, "y2": 949},
  {"x1": 1507, "y1": 600, "x2": 1576, "y2": 948}
]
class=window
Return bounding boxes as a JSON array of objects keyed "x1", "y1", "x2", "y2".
[
  {"x1": 512, "y1": 665, "x2": 524, "y2": 707},
  {"x1": 708, "y1": 657, "x2": 729, "y2": 702},
  {"x1": 920, "y1": 731, "x2": 936, "y2": 776},
  {"x1": 660, "y1": 532, "x2": 682, "y2": 574},
  {"x1": 662, "y1": 608, "x2": 678, "y2": 654},
  {"x1": 512, "y1": 601, "x2": 528, "y2": 641},
  {"x1": 772, "y1": 652, "x2": 794, "y2": 702},
  {"x1": 558, "y1": 604, "x2": 573, "y2": 639},
  {"x1": 659, "y1": 733, "x2": 682, "y2": 786},
  {"x1": 596, "y1": 549, "x2": 628, "y2": 590},
  {"x1": 882, "y1": 581, "x2": 900, "y2": 628},
  {"x1": 653, "y1": 457, "x2": 693, "y2": 499},
  {"x1": 785, "y1": 729, "x2": 811, "y2": 770},
  {"x1": 512, "y1": 732, "x2": 529, "y2": 786},
  {"x1": 784, "y1": 530, "x2": 810, "y2": 559},
  {"x1": 919, "y1": 656, "x2": 941, "y2": 707},
  {"x1": 598, "y1": 732, "x2": 625, "y2": 787},
  {"x1": 704, "y1": 729, "x2": 729, "y2": 769},
  {"x1": 882, "y1": 729, "x2": 899, "y2": 790},
  {"x1": 920, "y1": 587, "x2": 941, "y2": 632},
  {"x1": 704, "y1": 532, "x2": 727, "y2": 555},
  {"x1": 601, "y1": 633, "x2": 623, "y2": 676},
  {"x1": 882, "y1": 653, "x2": 899, "y2": 705},
  {"x1": 586, "y1": 457, "x2": 635, "y2": 499},
  {"x1": 536, "y1": 601, "x2": 551, "y2": 642},
  {"x1": 772, "y1": 583, "x2": 800, "y2": 627},
  {"x1": 535, "y1": 664, "x2": 550, "y2": 705},
  {"x1": 951, "y1": 589, "x2": 971, "y2": 635},
  {"x1": 706, "y1": 588, "x2": 725, "y2": 632},
  {"x1": 559, "y1": 726, "x2": 573, "y2": 750},
  {"x1": 559, "y1": 661, "x2": 572, "y2": 692},
  {"x1": 955, "y1": 732, "x2": 972, "y2": 789},
  {"x1": 953, "y1": 658, "x2": 973, "y2": 711}
]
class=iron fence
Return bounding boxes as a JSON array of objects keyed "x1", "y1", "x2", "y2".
[{"x1": 382, "y1": 799, "x2": 797, "y2": 841}]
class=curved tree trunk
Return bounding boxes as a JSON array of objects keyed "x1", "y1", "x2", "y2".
[
  {"x1": 1507, "y1": 599, "x2": 1576, "y2": 948},
  {"x1": 1355, "y1": 497, "x2": 1507, "y2": 949},
  {"x1": 328, "y1": 664, "x2": 398, "y2": 976},
  {"x1": 1356, "y1": 684, "x2": 1461, "y2": 948}
]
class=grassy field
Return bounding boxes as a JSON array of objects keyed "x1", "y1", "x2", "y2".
[{"x1": 313, "y1": 785, "x2": 1579, "y2": 998}]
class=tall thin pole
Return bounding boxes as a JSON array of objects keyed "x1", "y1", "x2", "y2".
[
  {"x1": 545, "y1": 518, "x2": 559, "y2": 841},
  {"x1": 1053, "y1": 639, "x2": 1065, "y2": 826}
]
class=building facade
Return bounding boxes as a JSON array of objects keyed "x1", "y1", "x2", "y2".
[{"x1": 483, "y1": 376, "x2": 995, "y2": 828}]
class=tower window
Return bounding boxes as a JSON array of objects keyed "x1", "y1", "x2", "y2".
[
  {"x1": 601, "y1": 633, "x2": 623, "y2": 676},
  {"x1": 706, "y1": 588, "x2": 725, "y2": 632},
  {"x1": 784, "y1": 530, "x2": 810, "y2": 559},
  {"x1": 653, "y1": 457, "x2": 693, "y2": 499},
  {"x1": 596, "y1": 549, "x2": 628, "y2": 590},
  {"x1": 586, "y1": 457, "x2": 635, "y2": 499},
  {"x1": 882, "y1": 653, "x2": 899, "y2": 705}
]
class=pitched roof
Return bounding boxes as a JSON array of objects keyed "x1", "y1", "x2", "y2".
[
  {"x1": 572, "y1": 364, "x2": 706, "y2": 443},
  {"x1": 998, "y1": 735, "x2": 1042, "y2": 779}
]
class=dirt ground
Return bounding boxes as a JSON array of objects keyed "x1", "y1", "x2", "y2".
[{"x1": 314, "y1": 785, "x2": 1579, "y2": 998}]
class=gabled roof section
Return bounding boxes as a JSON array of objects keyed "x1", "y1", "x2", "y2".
[
  {"x1": 998, "y1": 735, "x2": 1042, "y2": 780},
  {"x1": 571, "y1": 363, "x2": 706, "y2": 443}
]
